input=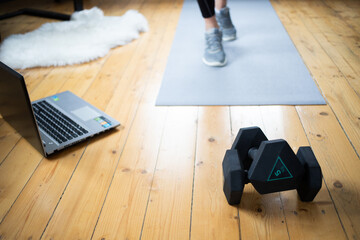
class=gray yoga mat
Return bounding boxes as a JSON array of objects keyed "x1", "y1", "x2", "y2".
[{"x1": 156, "y1": 0, "x2": 326, "y2": 106}]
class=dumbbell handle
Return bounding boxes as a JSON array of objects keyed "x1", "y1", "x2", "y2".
[{"x1": 248, "y1": 147, "x2": 259, "y2": 160}]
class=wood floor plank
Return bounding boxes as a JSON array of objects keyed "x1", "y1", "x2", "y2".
[
  {"x1": 308, "y1": 2, "x2": 359, "y2": 76},
  {"x1": 0, "y1": 0, "x2": 126, "y2": 233},
  {"x1": 0, "y1": 0, "x2": 72, "y2": 40},
  {"x1": 24, "y1": 68, "x2": 55, "y2": 94},
  {"x1": 40, "y1": 0, "x2": 175, "y2": 238},
  {"x1": 272, "y1": 1, "x2": 360, "y2": 237},
  {"x1": 0, "y1": 120, "x2": 21, "y2": 164},
  {"x1": 0, "y1": 55, "x2": 111, "y2": 240},
  {"x1": 0, "y1": 0, "x2": 57, "y2": 39},
  {"x1": 0, "y1": 139, "x2": 43, "y2": 223},
  {"x1": 0, "y1": 66, "x2": 79, "y2": 226},
  {"x1": 190, "y1": 107, "x2": 239, "y2": 240},
  {"x1": 0, "y1": 65, "x2": 56, "y2": 163},
  {"x1": 272, "y1": 0, "x2": 360, "y2": 164},
  {"x1": 0, "y1": 16, "x2": 34, "y2": 41},
  {"x1": 91, "y1": 88, "x2": 167, "y2": 240},
  {"x1": 230, "y1": 107, "x2": 289, "y2": 240},
  {"x1": 322, "y1": 0, "x2": 360, "y2": 34},
  {"x1": 0, "y1": 0, "x2": 130, "y2": 166},
  {"x1": 303, "y1": 1, "x2": 360, "y2": 58},
  {"x1": 343, "y1": 0, "x2": 360, "y2": 12},
  {"x1": 0, "y1": 64, "x2": 84, "y2": 226},
  {"x1": 124, "y1": 1, "x2": 198, "y2": 239},
  {"x1": 306, "y1": 30, "x2": 360, "y2": 97},
  {"x1": 54, "y1": 59, "x2": 108, "y2": 99},
  {"x1": 91, "y1": 0, "x2": 182, "y2": 239},
  {"x1": 297, "y1": 105, "x2": 360, "y2": 239},
  {"x1": 260, "y1": 106, "x2": 347, "y2": 240},
  {"x1": 80, "y1": 42, "x2": 138, "y2": 111},
  {"x1": 0, "y1": 0, "x2": 359, "y2": 239},
  {"x1": 140, "y1": 107, "x2": 197, "y2": 239},
  {"x1": 295, "y1": 0, "x2": 360, "y2": 97},
  {"x1": 0, "y1": 141, "x2": 87, "y2": 239},
  {"x1": 230, "y1": 106, "x2": 347, "y2": 240},
  {"x1": 28, "y1": 65, "x2": 79, "y2": 101}
]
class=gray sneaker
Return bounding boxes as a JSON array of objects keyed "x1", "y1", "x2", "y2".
[
  {"x1": 203, "y1": 28, "x2": 227, "y2": 67},
  {"x1": 216, "y1": 7, "x2": 236, "y2": 41}
]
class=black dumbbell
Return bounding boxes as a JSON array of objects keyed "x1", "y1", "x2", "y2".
[{"x1": 222, "y1": 127, "x2": 322, "y2": 205}]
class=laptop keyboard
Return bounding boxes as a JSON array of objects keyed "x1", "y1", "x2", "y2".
[{"x1": 32, "y1": 101, "x2": 88, "y2": 144}]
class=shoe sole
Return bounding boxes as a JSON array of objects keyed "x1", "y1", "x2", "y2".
[
  {"x1": 202, "y1": 57, "x2": 227, "y2": 67},
  {"x1": 223, "y1": 35, "x2": 236, "y2": 41}
]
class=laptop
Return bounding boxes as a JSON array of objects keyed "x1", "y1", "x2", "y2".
[{"x1": 0, "y1": 61, "x2": 120, "y2": 157}]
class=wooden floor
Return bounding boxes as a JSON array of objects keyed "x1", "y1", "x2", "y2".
[{"x1": 0, "y1": 0, "x2": 359, "y2": 239}]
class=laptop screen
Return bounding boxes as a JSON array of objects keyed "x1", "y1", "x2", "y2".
[{"x1": 0, "y1": 62, "x2": 45, "y2": 156}]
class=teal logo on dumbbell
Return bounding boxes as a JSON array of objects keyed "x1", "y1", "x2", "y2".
[{"x1": 267, "y1": 156, "x2": 293, "y2": 181}]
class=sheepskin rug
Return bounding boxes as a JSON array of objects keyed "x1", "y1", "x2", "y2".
[{"x1": 0, "y1": 7, "x2": 148, "y2": 69}]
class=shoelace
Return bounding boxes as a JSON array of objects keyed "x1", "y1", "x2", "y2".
[{"x1": 206, "y1": 33, "x2": 222, "y2": 51}]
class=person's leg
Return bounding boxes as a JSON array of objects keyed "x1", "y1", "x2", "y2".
[
  {"x1": 197, "y1": 0, "x2": 218, "y2": 30},
  {"x1": 197, "y1": 0, "x2": 214, "y2": 18},
  {"x1": 204, "y1": 16, "x2": 219, "y2": 30},
  {"x1": 215, "y1": 0, "x2": 236, "y2": 41},
  {"x1": 215, "y1": 0, "x2": 226, "y2": 11},
  {"x1": 197, "y1": 0, "x2": 226, "y2": 66}
]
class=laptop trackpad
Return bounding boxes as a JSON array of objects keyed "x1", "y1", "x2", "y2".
[{"x1": 71, "y1": 106, "x2": 100, "y2": 121}]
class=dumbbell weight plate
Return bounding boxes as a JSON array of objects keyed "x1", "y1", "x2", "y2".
[
  {"x1": 222, "y1": 149, "x2": 245, "y2": 205},
  {"x1": 296, "y1": 147, "x2": 322, "y2": 201},
  {"x1": 231, "y1": 127, "x2": 268, "y2": 170},
  {"x1": 248, "y1": 140, "x2": 305, "y2": 194}
]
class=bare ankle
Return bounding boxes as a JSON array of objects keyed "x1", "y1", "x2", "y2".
[{"x1": 204, "y1": 16, "x2": 219, "y2": 31}]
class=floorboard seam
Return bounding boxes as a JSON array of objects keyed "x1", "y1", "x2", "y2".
[
  {"x1": 0, "y1": 155, "x2": 43, "y2": 225},
  {"x1": 292, "y1": 0, "x2": 360, "y2": 160},
  {"x1": 188, "y1": 107, "x2": 199, "y2": 240},
  {"x1": 0, "y1": 137, "x2": 21, "y2": 167},
  {"x1": 39, "y1": 142, "x2": 89, "y2": 239},
  {"x1": 294, "y1": 107, "x2": 350, "y2": 240}
]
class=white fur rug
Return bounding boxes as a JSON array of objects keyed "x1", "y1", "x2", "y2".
[{"x1": 0, "y1": 8, "x2": 148, "y2": 69}]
